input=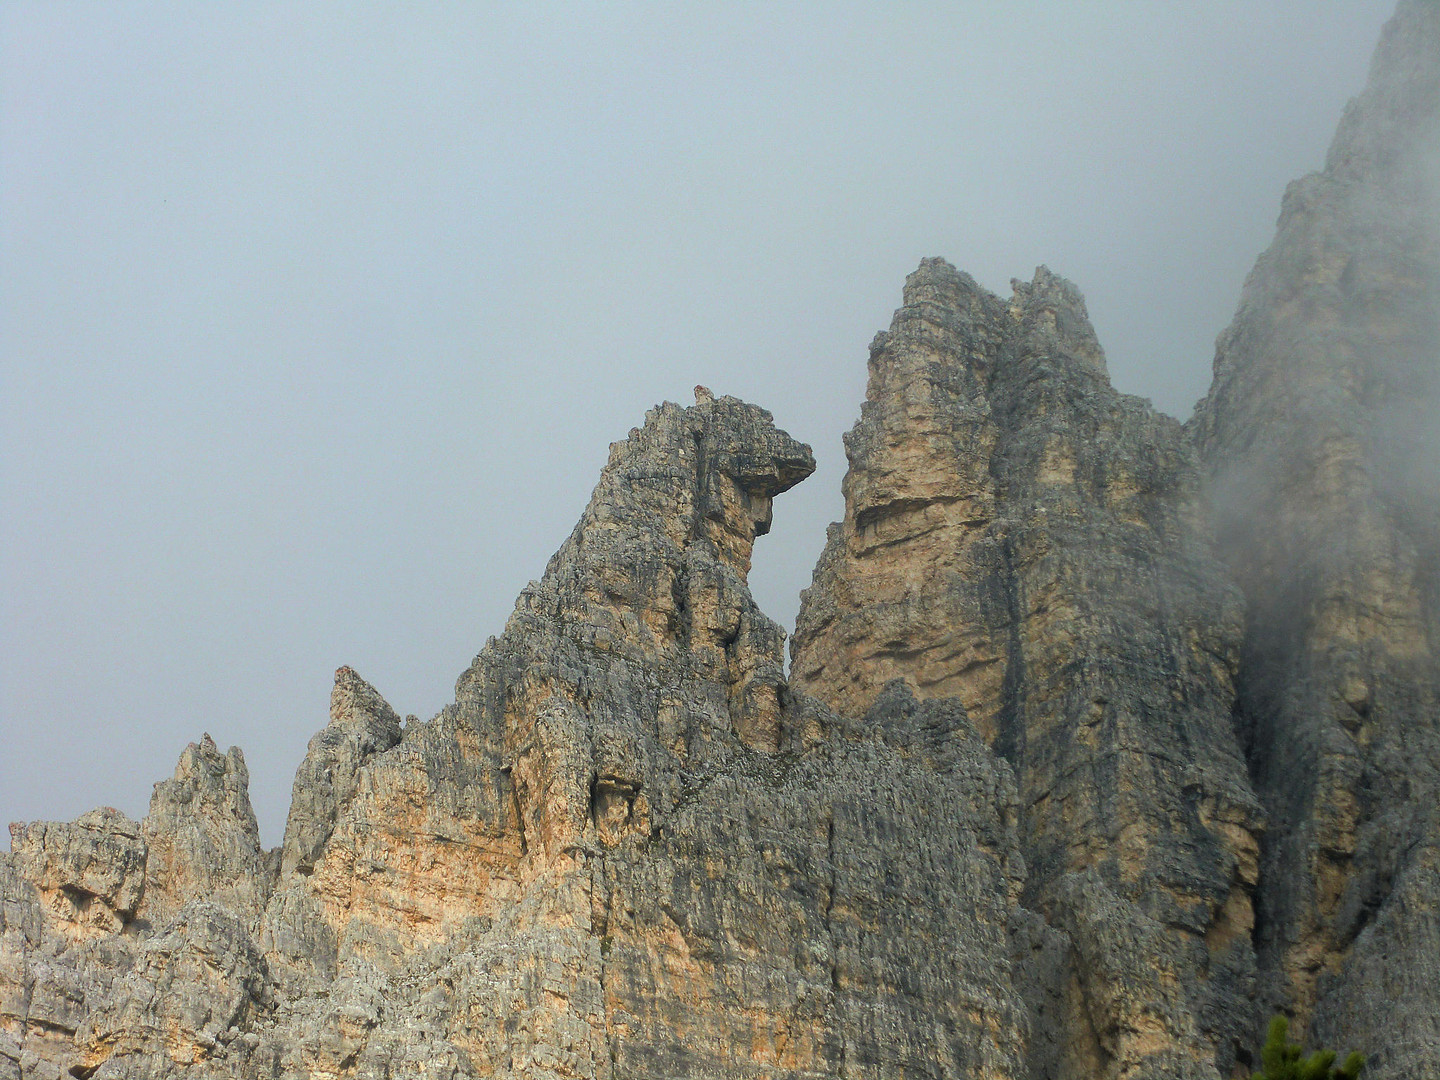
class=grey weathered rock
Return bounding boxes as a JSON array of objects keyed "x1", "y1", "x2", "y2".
[
  {"x1": 140, "y1": 736, "x2": 272, "y2": 929},
  {"x1": 9, "y1": 809, "x2": 146, "y2": 938},
  {"x1": 1, "y1": 4, "x2": 1436, "y2": 1077},
  {"x1": 0, "y1": 1032, "x2": 17, "y2": 1080},
  {"x1": 73, "y1": 902, "x2": 273, "y2": 1080},
  {"x1": 593, "y1": 686, "x2": 1031, "y2": 1080},
  {"x1": 0, "y1": 850, "x2": 140, "y2": 1079},
  {"x1": 1190, "y1": 1, "x2": 1440, "y2": 1074},
  {"x1": 224, "y1": 391, "x2": 1034, "y2": 1079},
  {"x1": 278, "y1": 665, "x2": 402, "y2": 880},
  {"x1": 0, "y1": 389, "x2": 1049, "y2": 1078},
  {"x1": 246, "y1": 391, "x2": 1035, "y2": 1078},
  {"x1": 1, "y1": 739, "x2": 278, "y2": 1080},
  {"x1": 791, "y1": 259, "x2": 1262, "y2": 1080},
  {"x1": 0, "y1": 857, "x2": 43, "y2": 1050}
]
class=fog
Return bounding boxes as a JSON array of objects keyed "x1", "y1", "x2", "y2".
[{"x1": 1, "y1": 3, "x2": 1397, "y2": 845}]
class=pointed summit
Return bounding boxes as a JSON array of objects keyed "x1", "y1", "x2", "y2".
[
  {"x1": 1192, "y1": 1, "x2": 1440, "y2": 1071},
  {"x1": 1325, "y1": 0, "x2": 1440, "y2": 185},
  {"x1": 793, "y1": 256, "x2": 1259, "y2": 1078}
]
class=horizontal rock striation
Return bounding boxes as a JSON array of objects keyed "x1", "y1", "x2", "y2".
[{"x1": 791, "y1": 260, "x2": 1262, "y2": 1080}]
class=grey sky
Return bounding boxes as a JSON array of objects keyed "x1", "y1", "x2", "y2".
[{"x1": 2, "y1": 2, "x2": 1396, "y2": 846}]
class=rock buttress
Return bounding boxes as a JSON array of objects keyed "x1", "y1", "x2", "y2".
[
  {"x1": 1, "y1": 390, "x2": 1043, "y2": 1078},
  {"x1": 250, "y1": 391, "x2": 1036, "y2": 1078},
  {"x1": 1190, "y1": 1, "x2": 1440, "y2": 1072},
  {"x1": 1, "y1": 738, "x2": 278, "y2": 1080},
  {"x1": 793, "y1": 260, "x2": 1263, "y2": 1080}
]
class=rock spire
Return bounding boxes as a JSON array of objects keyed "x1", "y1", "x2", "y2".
[
  {"x1": 792, "y1": 259, "x2": 1262, "y2": 1080},
  {"x1": 1190, "y1": 0, "x2": 1440, "y2": 1070},
  {"x1": 3, "y1": 4, "x2": 1437, "y2": 1078}
]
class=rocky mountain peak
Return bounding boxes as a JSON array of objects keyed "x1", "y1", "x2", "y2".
[
  {"x1": 1007, "y1": 265, "x2": 1109, "y2": 376},
  {"x1": 140, "y1": 735, "x2": 271, "y2": 927},
  {"x1": 278, "y1": 667, "x2": 402, "y2": 880},
  {"x1": 462, "y1": 393, "x2": 814, "y2": 765},
  {"x1": 1326, "y1": 0, "x2": 1440, "y2": 186},
  {"x1": 328, "y1": 665, "x2": 401, "y2": 731},
  {"x1": 3, "y1": 4, "x2": 1437, "y2": 1079},
  {"x1": 573, "y1": 392, "x2": 815, "y2": 577},
  {"x1": 793, "y1": 254, "x2": 1259, "y2": 1078},
  {"x1": 1188, "y1": 0, "x2": 1440, "y2": 1068},
  {"x1": 898, "y1": 253, "x2": 979, "y2": 305}
]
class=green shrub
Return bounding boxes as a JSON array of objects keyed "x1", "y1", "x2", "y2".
[{"x1": 1252, "y1": 1016, "x2": 1364, "y2": 1080}]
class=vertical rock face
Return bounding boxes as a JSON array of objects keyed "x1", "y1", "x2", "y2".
[
  {"x1": 140, "y1": 735, "x2": 273, "y2": 928},
  {"x1": 419, "y1": 393, "x2": 1030, "y2": 1080},
  {"x1": 9, "y1": 810, "x2": 146, "y2": 939},
  {"x1": 278, "y1": 666, "x2": 403, "y2": 881},
  {"x1": 1, "y1": 737, "x2": 274, "y2": 1080},
  {"x1": 1, "y1": 392, "x2": 1044, "y2": 1078},
  {"x1": 792, "y1": 261, "x2": 1262, "y2": 1080},
  {"x1": 1190, "y1": 2, "x2": 1440, "y2": 1073},
  {"x1": 2, "y1": 6, "x2": 1436, "y2": 1077},
  {"x1": 590, "y1": 680, "x2": 1033, "y2": 1080}
]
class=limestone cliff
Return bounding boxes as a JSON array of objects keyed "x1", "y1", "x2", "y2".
[
  {"x1": 1189, "y1": 0, "x2": 1440, "y2": 1073},
  {"x1": 3, "y1": 4, "x2": 1438, "y2": 1079},
  {"x1": 2, "y1": 396, "x2": 1039, "y2": 1079},
  {"x1": 791, "y1": 261, "x2": 1262, "y2": 1080}
]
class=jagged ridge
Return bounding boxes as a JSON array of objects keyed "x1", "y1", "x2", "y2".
[{"x1": 4, "y1": 3, "x2": 1438, "y2": 1079}]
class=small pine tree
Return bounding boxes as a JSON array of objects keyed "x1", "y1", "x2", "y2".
[{"x1": 1252, "y1": 1016, "x2": 1364, "y2": 1080}]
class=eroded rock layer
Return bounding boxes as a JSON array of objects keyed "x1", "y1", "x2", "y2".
[
  {"x1": 791, "y1": 261, "x2": 1262, "y2": 1080},
  {"x1": 4, "y1": 5, "x2": 1438, "y2": 1078},
  {"x1": 1, "y1": 395, "x2": 1039, "y2": 1080},
  {"x1": 1189, "y1": 2, "x2": 1440, "y2": 1074}
]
